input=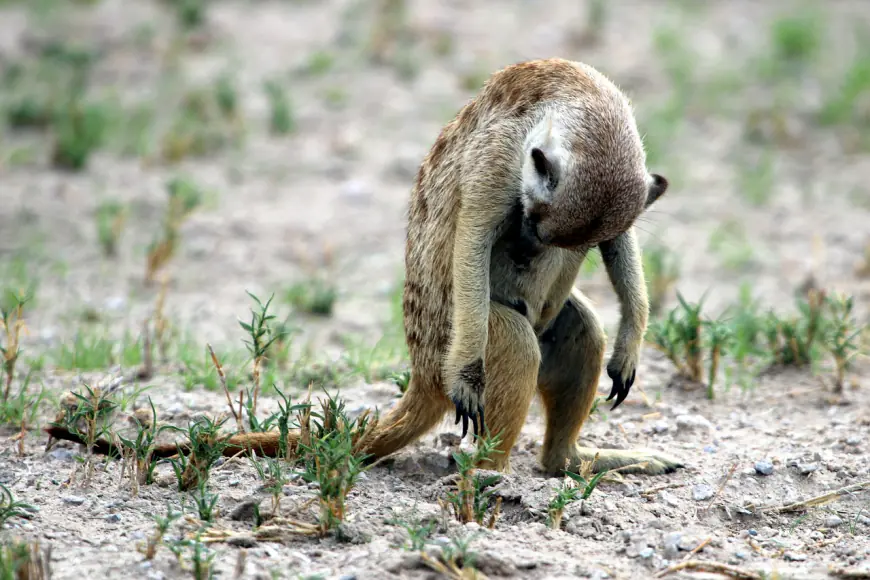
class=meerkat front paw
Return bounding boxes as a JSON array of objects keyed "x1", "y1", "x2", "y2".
[
  {"x1": 605, "y1": 348, "x2": 638, "y2": 410},
  {"x1": 447, "y1": 358, "x2": 486, "y2": 440}
]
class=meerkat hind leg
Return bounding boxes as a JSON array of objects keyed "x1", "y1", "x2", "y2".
[
  {"x1": 536, "y1": 289, "x2": 683, "y2": 476},
  {"x1": 475, "y1": 301, "x2": 541, "y2": 473}
]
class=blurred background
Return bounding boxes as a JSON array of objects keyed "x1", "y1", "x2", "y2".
[{"x1": 0, "y1": 0, "x2": 868, "y2": 377}]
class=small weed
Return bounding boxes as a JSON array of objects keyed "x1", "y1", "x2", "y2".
[
  {"x1": 213, "y1": 74, "x2": 239, "y2": 121},
  {"x1": 821, "y1": 293, "x2": 863, "y2": 392},
  {"x1": 94, "y1": 200, "x2": 126, "y2": 258},
  {"x1": 189, "y1": 480, "x2": 220, "y2": 523},
  {"x1": 51, "y1": 101, "x2": 107, "y2": 171},
  {"x1": 167, "y1": 415, "x2": 231, "y2": 491},
  {"x1": 284, "y1": 277, "x2": 337, "y2": 316},
  {"x1": 0, "y1": 484, "x2": 35, "y2": 527},
  {"x1": 422, "y1": 532, "x2": 483, "y2": 579},
  {"x1": 146, "y1": 176, "x2": 205, "y2": 282},
  {"x1": 546, "y1": 462, "x2": 609, "y2": 530},
  {"x1": 0, "y1": 372, "x2": 46, "y2": 434},
  {"x1": 54, "y1": 328, "x2": 143, "y2": 371},
  {"x1": 239, "y1": 291, "x2": 287, "y2": 424},
  {"x1": 117, "y1": 398, "x2": 171, "y2": 488},
  {"x1": 175, "y1": 0, "x2": 207, "y2": 30},
  {"x1": 443, "y1": 433, "x2": 504, "y2": 528},
  {"x1": 251, "y1": 456, "x2": 289, "y2": 517},
  {"x1": 736, "y1": 150, "x2": 777, "y2": 207},
  {"x1": 0, "y1": 538, "x2": 50, "y2": 580},
  {"x1": 819, "y1": 53, "x2": 870, "y2": 127},
  {"x1": 642, "y1": 242, "x2": 681, "y2": 317},
  {"x1": 765, "y1": 289, "x2": 827, "y2": 368},
  {"x1": 703, "y1": 317, "x2": 734, "y2": 400},
  {"x1": 264, "y1": 79, "x2": 295, "y2": 135},
  {"x1": 302, "y1": 51, "x2": 335, "y2": 76},
  {"x1": 52, "y1": 384, "x2": 119, "y2": 484},
  {"x1": 387, "y1": 369, "x2": 411, "y2": 395},
  {"x1": 140, "y1": 504, "x2": 182, "y2": 560},
  {"x1": 770, "y1": 12, "x2": 822, "y2": 67},
  {"x1": 390, "y1": 510, "x2": 438, "y2": 551},
  {"x1": 1, "y1": 291, "x2": 31, "y2": 405},
  {"x1": 297, "y1": 393, "x2": 377, "y2": 535}
]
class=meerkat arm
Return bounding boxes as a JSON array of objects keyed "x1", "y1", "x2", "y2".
[
  {"x1": 598, "y1": 227, "x2": 649, "y2": 409},
  {"x1": 445, "y1": 196, "x2": 509, "y2": 438}
]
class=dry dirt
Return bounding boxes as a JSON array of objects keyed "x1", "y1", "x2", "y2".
[{"x1": 1, "y1": 1, "x2": 870, "y2": 579}]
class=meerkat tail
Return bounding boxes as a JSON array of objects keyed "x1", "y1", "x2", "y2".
[{"x1": 358, "y1": 378, "x2": 453, "y2": 460}]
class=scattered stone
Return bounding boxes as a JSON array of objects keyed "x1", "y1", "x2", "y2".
[
  {"x1": 748, "y1": 529, "x2": 758, "y2": 536},
  {"x1": 639, "y1": 548, "x2": 654, "y2": 559},
  {"x1": 703, "y1": 444, "x2": 717, "y2": 454},
  {"x1": 227, "y1": 535, "x2": 257, "y2": 548},
  {"x1": 62, "y1": 496, "x2": 86, "y2": 506},
  {"x1": 692, "y1": 484, "x2": 714, "y2": 501},
  {"x1": 797, "y1": 463, "x2": 819, "y2": 475},
  {"x1": 653, "y1": 420, "x2": 669, "y2": 433},
  {"x1": 48, "y1": 449, "x2": 74, "y2": 462},
  {"x1": 754, "y1": 460, "x2": 774, "y2": 476},
  {"x1": 105, "y1": 514, "x2": 121, "y2": 523},
  {"x1": 662, "y1": 533, "x2": 682, "y2": 560},
  {"x1": 675, "y1": 414, "x2": 712, "y2": 431},
  {"x1": 846, "y1": 435, "x2": 862, "y2": 446},
  {"x1": 825, "y1": 515, "x2": 844, "y2": 528},
  {"x1": 783, "y1": 552, "x2": 807, "y2": 561}
]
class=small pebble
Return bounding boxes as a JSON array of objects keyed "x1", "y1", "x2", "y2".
[
  {"x1": 754, "y1": 461, "x2": 774, "y2": 476},
  {"x1": 748, "y1": 529, "x2": 758, "y2": 536},
  {"x1": 639, "y1": 547, "x2": 654, "y2": 559},
  {"x1": 798, "y1": 463, "x2": 819, "y2": 475},
  {"x1": 703, "y1": 445, "x2": 717, "y2": 454},
  {"x1": 846, "y1": 435, "x2": 862, "y2": 446},
  {"x1": 825, "y1": 515, "x2": 844, "y2": 528},
  {"x1": 653, "y1": 420, "x2": 669, "y2": 433},
  {"x1": 783, "y1": 552, "x2": 807, "y2": 561},
  {"x1": 48, "y1": 449, "x2": 74, "y2": 462},
  {"x1": 62, "y1": 495, "x2": 86, "y2": 506},
  {"x1": 692, "y1": 484, "x2": 714, "y2": 501},
  {"x1": 105, "y1": 514, "x2": 121, "y2": 523}
]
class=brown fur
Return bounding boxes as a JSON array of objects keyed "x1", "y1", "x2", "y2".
[
  {"x1": 360, "y1": 58, "x2": 682, "y2": 475},
  {"x1": 56, "y1": 59, "x2": 683, "y2": 477}
]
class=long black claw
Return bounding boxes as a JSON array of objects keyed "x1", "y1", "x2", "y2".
[
  {"x1": 607, "y1": 367, "x2": 637, "y2": 411},
  {"x1": 605, "y1": 367, "x2": 620, "y2": 401},
  {"x1": 611, "y1": 386, "x2": 630, "y2": 410},
  {"x1": 461, "y1": 414, "x2": 469, "y2": 439},
  {"x1": 455, "y1": 407, "x2": 461, "y2": 425}
]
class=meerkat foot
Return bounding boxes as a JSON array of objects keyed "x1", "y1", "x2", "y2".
[{"x1": 543, "y1": 445, "x2": 684, "y2": 476}]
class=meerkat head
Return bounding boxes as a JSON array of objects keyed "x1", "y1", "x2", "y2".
[{"x1": 519, "y1": 94, "x2": 668, "y2": 249}]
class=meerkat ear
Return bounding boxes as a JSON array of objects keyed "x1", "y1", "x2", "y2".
[
  {"x1": 645, "y1": 173, "x2": 668, "y2": 207},
  {"x1": 531, "y1": 147, "x2": 560, "y2": 190}
]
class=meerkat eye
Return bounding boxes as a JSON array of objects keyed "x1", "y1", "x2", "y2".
[{"x1": 530, "y1": 148, "x2": 558, "y2": 190}]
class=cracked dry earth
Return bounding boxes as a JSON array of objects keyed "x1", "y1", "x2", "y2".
[{"x1": 1, "y1": 0, "x2": 870, "y2": 579}]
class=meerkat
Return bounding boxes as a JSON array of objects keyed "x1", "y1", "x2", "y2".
[{"x1": 355, "y1": 57, "x2": 683, "y2": 475}]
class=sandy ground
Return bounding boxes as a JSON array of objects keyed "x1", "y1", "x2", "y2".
[{"x1": 1, "y1": 0, "x2": 870, "y2": 578}]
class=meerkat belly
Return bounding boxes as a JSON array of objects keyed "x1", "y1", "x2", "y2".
[
  {"x1": 490, "y1": 245, "x2": 563, "y2": 327},
  {"x1": 489, "y1": 202, "x2": 568, "y2": 329}
]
